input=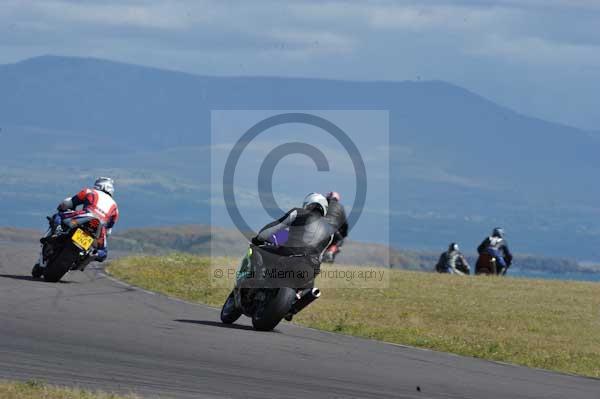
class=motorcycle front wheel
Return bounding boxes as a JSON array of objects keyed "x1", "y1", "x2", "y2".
[
  {"x1": 251, "y1": 288, "x2": 296, "y2": 331},
  {"x1": 220, "y1": 291, "x2": 242, "y2": 324}
]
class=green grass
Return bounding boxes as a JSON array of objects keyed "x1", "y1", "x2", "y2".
[
  {"x1": 0, "y1": 380, "x2": 138, "y2": 399},
  {"x1": 107, "y1": 254, "x2": 600, "y2": 378}
]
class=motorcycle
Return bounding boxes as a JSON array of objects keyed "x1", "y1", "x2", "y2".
[
  {"x1": 475, "y1": 253, "x2": 509, "y2": 275},
  {"x1": 220, "y1": 244, "x2": 321, "y2": 331},
  {"x1": 322, "y1": 243, "x2": 340, "y2": 264},
  {"x1": 455, "y1": 262, "x2": 471, "y2": 275},
  {"x1": 435, "y1": 253, "x2": 470, "y2": 275},
  {"x1": 32, "y1": 211, "x2": 104, "y2": 282}
]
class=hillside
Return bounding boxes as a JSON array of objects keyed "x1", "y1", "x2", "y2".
[
  {"x1": 116, "y1": 227, "x2": 422, "y2": 269},
  {"x1": 2, "y1": 55, "x2": 600, "y2": 259},
  {"x1": 2, "y1": 225, "x2": 594, "y2": 276},
  {"x1": 0, "y1": 225, "x2": 412, "y2": 267},
  {"x1": 109, "y1": 225, "x2": 599, "y2": 275}
]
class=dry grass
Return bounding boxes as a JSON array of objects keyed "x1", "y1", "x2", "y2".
[
  {"x1": 108, "y1": 254, "x2": 600, "y2": 378},
  {"x1": 0, "y1": 380, "x2": 138, "y2": 399}
]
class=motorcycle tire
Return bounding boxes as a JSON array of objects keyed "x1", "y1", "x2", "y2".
[
  {"x1": 31, "y1": 264, "x2": 43, "y2": 279},
  {"x1": 252, "y1": 287, "x2": 296, "y2": 331},
  {"x1": 220, "y1": 291, "x2": 242, "y2": 324},
  {"x1": 43, "y1": 245, "x2": 77, "y2": 282}
]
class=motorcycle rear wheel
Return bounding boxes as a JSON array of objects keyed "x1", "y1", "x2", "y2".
[
  {"x1": 252, "y1": 288, "x2": 296, "y2": 331},
  {"x1": 43, "y1": 246, "x2": 77, "y2": 282},
  {"x1": 31, "y1": 264, "x2": 43, "y2": 279}
]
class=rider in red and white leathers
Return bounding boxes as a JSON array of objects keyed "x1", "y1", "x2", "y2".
[{"x1": 38, "y1": 177, "x2": 119, "y2": 267}]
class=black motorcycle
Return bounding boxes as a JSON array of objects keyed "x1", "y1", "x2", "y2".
[
  {"x1": 32, "y1": 211, "x2": 104, "y2": 282},
  {"x1": 220, "y1": 245, "x2": 321, "y2": 331},
  {"x1": 475, "y1": 253, "x2": 510, "y2": 275}
]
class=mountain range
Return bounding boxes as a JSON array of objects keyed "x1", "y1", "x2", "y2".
[{"x1": 1, "y1": 55, "x2": 599, "y2": 260}]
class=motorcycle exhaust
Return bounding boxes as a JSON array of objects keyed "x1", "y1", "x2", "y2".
[{"x1": 290, "y1": 287, "x2": 321, "y2": 315}]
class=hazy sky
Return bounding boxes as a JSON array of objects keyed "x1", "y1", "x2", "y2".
[{"x1": 2, "y1": 0, "x2": 599, "y2": 130}]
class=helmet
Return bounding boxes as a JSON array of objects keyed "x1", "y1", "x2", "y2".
[
  {"x1": 492, "y1": 227, "x2": 505, "y2": 238},
  {"x1": 326, "y1": 191, "x2": 341, "y2": 201},
  {"x1": 94, "y1": 177, "x2": 115, "y2": 197},
  {"x1": 302, "y1": 192, "x2": 328, "y2": 216},
  {"x1": 449, "y1": 242, "x2": 459, "y2": 252}
]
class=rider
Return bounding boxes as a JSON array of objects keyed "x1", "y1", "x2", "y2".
[
  {"x1": 324, "y1": 191, "x2": 348, "y2": 260},
  {"x1": 252, "y1": 192, "x2": 334, "y2": 287},
  {"x1": 35, "y1": 177, "x2": 119, "y2": 269},
  {"x1": 435, "y1": 242, "x2": 470, "y2": 274},
  {"x1": 477, "y1": 227, "x2": 513, "y2": 273}
]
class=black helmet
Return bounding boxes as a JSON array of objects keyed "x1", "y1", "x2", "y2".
[
  {"x1": 492, "y1": 227, "x2": 505, "y2": 238},
  {"x1": 449, "y1": 242, "x2": 459, "y2": 252}
]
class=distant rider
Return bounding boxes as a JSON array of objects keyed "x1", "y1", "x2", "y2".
[
  {"x1": 477, "y1": 227, "x2": 513, "y2": 274},
  {"x1": 435, "y1": 243, "x2": 470, "y2": 275},
  {"x1": 252, "y1": 192, "x2": 334, "y2": 287},
  {"x1": 35, "y1": 177, "x2": 119, "y2": 271},
  {"x1": 323, "y1": 191, "x2": 348, "y2": 262}
]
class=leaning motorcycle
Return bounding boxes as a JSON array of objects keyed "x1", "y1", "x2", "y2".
[
  {"x1": 220, "y1": 244, "x2": 321, "y2": 331},
  {"x1": 32, "y1": 211, "x2": 104, "y2": 282},
  {"x1": 322, "y1": 243, "x2": 340, "y2": 264}
]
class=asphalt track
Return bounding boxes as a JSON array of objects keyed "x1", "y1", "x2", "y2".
[{"x1": 0, "y1": 242, "x2": 598, "y2": 398}]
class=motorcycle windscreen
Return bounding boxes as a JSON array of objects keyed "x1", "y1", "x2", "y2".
[{"x1": 268, "y1": 229, "x2": 289, "y2": 246}]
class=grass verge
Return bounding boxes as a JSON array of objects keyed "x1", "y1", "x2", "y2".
[
  {"x1": 0, "y1": 380, "x2": 137, "y2": 399},
  {"x1": 107, "y1": 254, "x2": 600, "y2": 378}
]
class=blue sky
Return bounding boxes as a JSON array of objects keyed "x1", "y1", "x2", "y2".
[{"x1": 2, "y1": 0, "x2": 599, "y2": 130}]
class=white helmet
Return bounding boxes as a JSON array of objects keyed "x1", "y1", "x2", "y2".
[
  {"x1": 94, "y1": 177, "x2": 115, "y2": 197},
  {"x1": 302, "y1": 192, "x2": 328, "y2": 216}
]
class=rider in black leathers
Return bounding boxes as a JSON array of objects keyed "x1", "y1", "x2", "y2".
[{"x1": 252, "y1": 192, "x2": 334, "y2": 289}]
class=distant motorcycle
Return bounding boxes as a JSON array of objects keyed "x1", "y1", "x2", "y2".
[
  {"x1": 322, "y1": 243, "x2": 340, "y2": 263},
  {"x1": 434, "y1": 251, "x2": 470, "y2": 275},
  {"x1": 32, "y1": 211, "x2": 105, "y2": 282},
  {"x1": 455, "y1": 263, "x2": 471, "y2": 275},
  {"x1": 475, "y1": 253, "x2": 509, "y2": 275},
  {"x1": 220, "y1": 244, "x2": 321, "y2": 331}
]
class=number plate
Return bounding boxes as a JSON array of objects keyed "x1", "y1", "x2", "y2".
[{"x1": 72, "y1": 228, "x2": 94, "y2": 250}]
